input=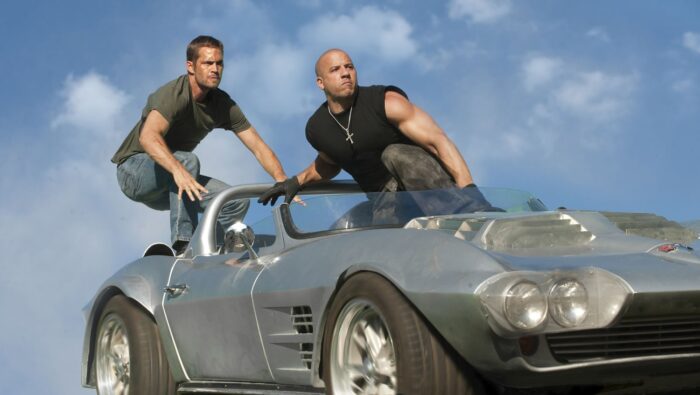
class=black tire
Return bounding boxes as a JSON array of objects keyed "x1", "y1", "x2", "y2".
[
  {"x1": 95, "y1": 294, "x2": 176, "y2": 395},
  {"x1": 322, "y1": 272, "x2": 486, "y2": 395}
]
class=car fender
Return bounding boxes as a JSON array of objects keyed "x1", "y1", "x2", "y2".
[
  {"x1": 330, "y1": 229, "x2": 507, "y2": 371},
  {"x1": 257, "y1": 227, "x2": 506, "y2": 386},
  {"x1": 81, "y1": 255, "x2": 187, "y2": 387}
]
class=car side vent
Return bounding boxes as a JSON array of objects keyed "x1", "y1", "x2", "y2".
[
  {"x1": 292, "y1": 306, "x2": 314, "y2": 370},
  {"x1": 300, "y1": 342, "x2": 313, "y2": 370},
  {"x1": 483, "y1": 214, "x2": 594, "y2": 251},
  {"x1": 602, "y1": 212, "x2": 698, "y2": 245},
  {"x1": 292, "y1": 305, "x2": 313, "y2": 334}
]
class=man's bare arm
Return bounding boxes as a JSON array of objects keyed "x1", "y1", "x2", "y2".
[
  {"x1": 236, "y1": 126, "x2": 288, "y2": 182},
  {"x1": 384, "y1": 91, "x2": 474, "y2": 187},
  {"x1": 138, "y1": 110, "x2": 208, "y2": 201},
  {"x1": 257, "y1": 152, "x2": 339, "y2": 206},
  {"x1": 297, "y1": 152, "x2": 341, "y2": 185}
]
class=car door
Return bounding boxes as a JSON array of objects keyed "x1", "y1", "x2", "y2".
[{"x1": 162, "y1": 251, "x2": 273, "y2": 382}]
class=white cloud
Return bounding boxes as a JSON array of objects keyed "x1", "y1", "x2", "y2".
[
  {"x1": 553, "y1": 71, "x2": 638, "y2": 122},
  {"x1": 520, "y1": 55, "x2": 638, "y2": 123},
  {"x1": 468, "y1": 56, "x2": 642, "y2": 179},
  {"x1": 298, "y1": 6, "x2": 418, "y2": 62},
  {"x1": 672, "y1": 78, "x2": 694, "y2": 93},
  {"x1": 51, "y1": 72, "x2": 130, "y2": 132},
  {"x1": 196, "y1": 130, "x2": 274, "y2": 185},
  {"x1": 227, "y1": 43, "x2": 317, "y2": 119},
  {"x1": 499, "y1": 132, "x2": 527, "y2": 156},
  {"x1": 188, "y1": 0, "x2": 274, "y2": 48},
  {"x1": 683, "y1": 32, "x2": 700, "y2": 54},
  {"x1": 586, "y1": 27, "x2": 611, "y2": 42},
  {"x1": 0, "y1": 70, "x2": 167, "y2": 395},
  {"x1": 522, "y1": 56, "x2": 563, "y2": 91},
  {"x1": 447, "y1": 0, "x2": 511, "y2": 23}
]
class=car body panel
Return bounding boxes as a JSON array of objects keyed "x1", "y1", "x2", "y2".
[
  {"x1": 82, "y1": 182, "x2": 700, "y2": 393},
  {"x1": 162, "y1": 255, "x2": 272, "y2": 381}
]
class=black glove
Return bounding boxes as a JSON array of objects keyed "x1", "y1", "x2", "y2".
[
  {"x1": 258, "y1": 176, "x2": 301, "y2": 206},
  {"x1": 462, "y1": 183, "x2": 505, "y2": 212}
]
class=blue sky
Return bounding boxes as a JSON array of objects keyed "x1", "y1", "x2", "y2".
[{"x1": 0, "y1": 1, "x2": 698, "y2": 393}]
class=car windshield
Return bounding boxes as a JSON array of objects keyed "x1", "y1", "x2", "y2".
[{"x1": 287, "y1": 187, "x2": 547, "y2": 234}]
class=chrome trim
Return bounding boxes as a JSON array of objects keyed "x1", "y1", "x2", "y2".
[
  {"x1": 161, "y1": 259, "x2": 191, "y2": 381},
  {"x1": 164, "y1": 283, "x2": 189, "y2": 297},
  {"x1": 176, "y1": 381, "x2": 324, "y2": 394},
  {"x1": 547, "y1": 316, "x2": 700, "y2": 362},
  {"x1": 191, "y1": 181, "x2": 362, "y2": 257},
  {"x1": 514, "y1": 352, "x2": 700, "y2": 373},
  {"x1": 250, "y1": 263, "x2": 275, "y2": 381}
]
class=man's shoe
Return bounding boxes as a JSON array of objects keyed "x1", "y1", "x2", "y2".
[{"x1": 172, "y1": 240, "x2": 189, "y2": 256}]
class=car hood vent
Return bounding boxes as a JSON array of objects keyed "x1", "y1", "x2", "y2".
[
  {"x1": 602, "y1": 212, "x2": 698, "y2": 245},
  {"x1": 405, "y1": 217, "x2": 489, "y2": 241},
  {"x1": 406, "y1": 213, "x2": 594, "y2": 253},
  {"x1": 481, "y1": 214, "x2": 594, "y2": 252}
]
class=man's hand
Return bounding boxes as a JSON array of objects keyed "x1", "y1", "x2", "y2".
[
  {"x1": 258, "y1": 176, "x2": 301, "y2": 206},
  {"x1": 173, "y1": 167, "x2": 208, "y2": 201}
]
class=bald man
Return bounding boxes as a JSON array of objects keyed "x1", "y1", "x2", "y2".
[{"x1": 259, "y1": 49, "x2": 492, "y2": 215}]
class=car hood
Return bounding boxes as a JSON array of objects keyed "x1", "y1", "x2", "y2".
[{"x1": 405, "y1": 210, "x2": 700, "y2": 292}]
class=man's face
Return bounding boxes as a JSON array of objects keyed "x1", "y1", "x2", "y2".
[
  {"x1": 187, "y1": 46, "x2": 224, "y2": 90},
  {"x1": 316, "y1": 50, "x2": 357, "y2": 100}
]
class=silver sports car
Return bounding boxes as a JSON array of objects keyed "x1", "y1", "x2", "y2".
[{"x1": 81, "y1": 182, "x2": 700, "y2": 395}]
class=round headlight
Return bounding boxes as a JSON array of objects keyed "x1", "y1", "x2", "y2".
[
  {"x1": 549, "y1": 279, "x2": 588, "y2": 328},
  {"x1": 505, "y1": 282, "x2": 547, "y2": 330}
]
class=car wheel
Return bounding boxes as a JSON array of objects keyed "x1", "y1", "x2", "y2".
[
  {"x1": 95, "y1": 295, "x2": 175, "y2": 395},
  {"x1": 322, "y1": 272, "x2": 486, "y2": 395}
]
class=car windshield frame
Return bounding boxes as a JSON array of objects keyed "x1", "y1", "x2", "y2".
[{"x1": 280, "y1": 187, "x2": 548, "y2": 240}]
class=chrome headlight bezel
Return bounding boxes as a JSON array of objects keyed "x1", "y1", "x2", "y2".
[{"x1": 477, "y1": 267, "x2": 631, "y2": 337}]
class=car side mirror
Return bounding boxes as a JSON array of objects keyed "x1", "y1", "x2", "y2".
[{"x1": 223, "y1": 222, "x2": 258, "y2": 259}]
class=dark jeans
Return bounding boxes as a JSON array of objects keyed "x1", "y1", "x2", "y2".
[
  {"x1": 116, "y1": 151, "x2": 249, "y2": 245},
  {"x1": 372, "y1": 144, "x2": 493, "y2": 224}
]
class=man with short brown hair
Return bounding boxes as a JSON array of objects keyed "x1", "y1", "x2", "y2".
[{"x1": 113, "y1": 35, "x2": 290, "y2": 254}]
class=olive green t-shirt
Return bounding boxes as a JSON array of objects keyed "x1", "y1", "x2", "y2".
[{"x1": 111, "y1": 75, "x2": 251, "y2": 164}]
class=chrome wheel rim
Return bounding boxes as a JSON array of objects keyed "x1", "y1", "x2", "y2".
[
  {"x1": 331, "y1": 299, "x2": 396, "y2": 395},
  {"x1": 96, "y1": 313, "x2": 130, "y2": 395}
]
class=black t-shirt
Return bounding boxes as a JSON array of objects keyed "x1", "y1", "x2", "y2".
[{"x1": 305, "y1": 85, "x2": 414, "y2": 192}]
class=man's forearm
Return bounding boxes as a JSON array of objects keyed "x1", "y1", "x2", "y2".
[
  {"x1": 138, "y1": 110, "x2": 187, "y2": 177},
  {"x1": 296, "y1": 165, "x2": 323, "y2": 185},
  {"x1": 140, "y1": 131, "x2": 185, "y2": 175},
  {"x1": 254, "y1": 146, "x2": 287, "y2": 182},
  {"x1": 435, "y1": 140, "x2": 474, "y2": 187},
  {"x1": 297, "y1": 156, "x2": 340, "y2": 185}
]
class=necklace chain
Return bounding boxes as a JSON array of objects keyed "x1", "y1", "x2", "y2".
[{"x1": 327, "y1": 105, "x2": 355, "y2": 144}]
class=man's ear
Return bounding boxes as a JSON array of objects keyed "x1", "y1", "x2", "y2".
[
  {"x1": 186, "y1": 60, "x2": 195, "y2": 75},
  {"x1": 315, "y1": 76, "x2": 325, "y2": 91}
]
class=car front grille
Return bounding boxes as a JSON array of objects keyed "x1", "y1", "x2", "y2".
[{"x1": 546, "y1": 316, "x2": 700, "y2": 363}]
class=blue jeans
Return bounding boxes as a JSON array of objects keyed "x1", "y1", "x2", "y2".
[{"x1": 116, "y1": 151, "x2": 249, "y2": 245}]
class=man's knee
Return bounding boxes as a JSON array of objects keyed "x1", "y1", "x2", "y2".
[
  {"x1": 381, "y1": 144, "x2": 422, "y2": 169},
  {"x1": 381, "y1": 143, "x2": 454, "y2": 190},
  {"x1": 173, "y1": 151, "x2": 200, "y2": 175}
]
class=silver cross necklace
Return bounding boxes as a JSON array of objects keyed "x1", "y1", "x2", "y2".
[{"x1": 327, "y1": 105, "x2": 354, "y2": 144}]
